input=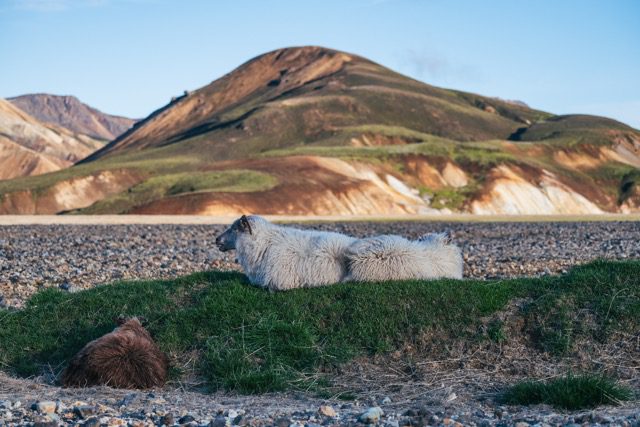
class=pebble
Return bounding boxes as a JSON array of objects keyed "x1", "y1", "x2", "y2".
[
  {"x1": 73, "y1": 404, "x2": 97, "y2": 419},
  {"x1": 209, "y1": 415, "x2": 228, "y2": 427},
  {"x1": 33, "y1": 401, "x2": 57, "y2": 414},
  {"x1": 318, "y1": 405, "x2": 336, "y2": 417},
  {"x1": 360, "y1": 406, "x2": 384, "y2": 424}
]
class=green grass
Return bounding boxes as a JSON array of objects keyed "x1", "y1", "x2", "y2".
[
  {"x1": 0, "y1": 260, "x2": 638, "y2": 396},
  {"x1": 419, "y1": 186, "x2": 477, "y2": 210},
  {"x1": 0, "y1": 154, "x2": 198, "y2": 197},
  {"x1": 76, "y1": 170, "x2": 278, "y2": 214},
  {"x1": 503, "y1": 374, "x2": 633, "y2": 410},
  {"x1": 262, "y1": 136, "x2": 514, "y2": 168}
]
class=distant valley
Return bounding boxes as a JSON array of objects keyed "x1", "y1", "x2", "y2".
[{"x1": 0, "y1": 46, "x2": 638, "y2": 215}]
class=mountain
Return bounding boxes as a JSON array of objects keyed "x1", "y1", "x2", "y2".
[
  {"x1": 8, "y1": 94, "x2": 136, "y2": 141},
  {"x1": 0, "y1": 99, "x2": 104, "y2": 180},
  {"x1": 0, "y1": 46, "x2": 638, "y2": 215}
]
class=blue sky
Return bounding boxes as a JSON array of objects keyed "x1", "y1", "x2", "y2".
[{"x1": 1, "y1": 0, "x2": 638, "y2": 128}]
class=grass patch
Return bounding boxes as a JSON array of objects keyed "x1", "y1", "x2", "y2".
[
  {"x1": 419, "y1": 186, "x2": 472, "y2": 210},
  {"x1": 262, "y1": 137, "x2": 514, "y2": 169},
  {"x1": 503, "y1": 374, "x2": 633, "y2": 410},
  {"x1": 0, "y1": 154, "x2": 197, "y2": 197},
  {"x1": 77, "y1": 170, "x2": 277, "y2": 214},
  {"x1": 0, "y1": 260, "x2": 638, "y2": 395}
]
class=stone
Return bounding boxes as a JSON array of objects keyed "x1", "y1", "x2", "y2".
[
  {"x1": 74, "y1": 405, "x2": 97, "y2": 419},
  {"x1": 274, "y1": 417, "x2": 291, "y2": 427},
  {"x1": 33, "y1": 401, "x2": 57, "y2": 414},
  {"x1": 32, "y1": 416, "x2": 58, "y2": 427},
  {"x1": 360, "y1": 407, "x2": 384, "y2": 424},
  {"x1": 119, "y1": 393, "x2": 137, "y2": 407},
  {"x1": 178, "y1": 414, "x2": 196, "y2": 424},
  {"x1": 159, "y1": 413, "x2": 175, "y2": 425},
  {"x1": 83, "y1": 417, "x2": 101, "y2": 427},
  {"x1": 209, "y1": 415, "x2": 228, "y2": 427},
  {"x1": 318, "y1": 405, "x2": 337, "y2": 418}
]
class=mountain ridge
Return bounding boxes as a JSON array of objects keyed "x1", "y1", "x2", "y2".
[
  {"x1": 0, "y1": 99, "x2": 105, "y2": 180},
  {"x1": 0, "y1": 46, "x2": 638, "y2": 215},
  {"x1": 8, "y1": 94, "x2": 136, "y2": 141}
]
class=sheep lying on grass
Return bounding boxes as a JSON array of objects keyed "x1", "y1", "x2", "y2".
[
  {"x1": 62, "y1": 317, "x2": 168, "y2": 389},
  {"x1": 345, "y1": 232, "x2": 463, "y2": 282},
  {"x1": 215, "y1": 215, "x2": 463, "y2": 291},
  {"x1": 216, "y1": 215, "x2": 356, "y2": 290}
]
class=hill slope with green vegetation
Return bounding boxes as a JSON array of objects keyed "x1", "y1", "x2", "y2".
[
  {"x1": 0, "y1": 260, "x2": 637, "y2": 407},
  {"x1": 0, "y1": 46, "x2": 638, "y2": 215}
]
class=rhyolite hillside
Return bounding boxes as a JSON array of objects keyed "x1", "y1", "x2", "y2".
[
  {"x1": 0, "y1": 99, "x2": 104, "y2": 181},
  {"x1": 1, "y1": 46, "x2": 638, "y2": 214},
  {"x1": 9, "y1": 94, "x2": 136, "y2": 141}
]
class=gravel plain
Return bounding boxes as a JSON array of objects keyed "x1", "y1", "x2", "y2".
[{"x1": 1, "y1": 220, "x2": 639, "y2": 426}]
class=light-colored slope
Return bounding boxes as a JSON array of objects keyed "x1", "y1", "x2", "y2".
[
  {"x1": 0, "y1": 99, "x2": 104, "y2": 180},
  {"x1": 8, "y1": 94, "x2": 136, "y2": 141}
]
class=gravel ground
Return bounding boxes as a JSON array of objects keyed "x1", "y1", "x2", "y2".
[
  {"x1": 0, "y1": 374, "x2": 639, "y2": 427},
  {"x1": 1, "y1": 221, "x2": 639, "y2": 426}
]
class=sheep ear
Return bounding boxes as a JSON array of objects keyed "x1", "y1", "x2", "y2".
[
  {"x1": 442, "y1": 231, "x2": 452, "y2": 245},
  {"x1": 239, "y1": 215, "x2": 253, "y2": 235}
]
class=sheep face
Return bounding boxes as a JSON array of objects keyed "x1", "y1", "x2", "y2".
[{"x1": 215, "y1": 215, "x2": 253, "y2": 252}]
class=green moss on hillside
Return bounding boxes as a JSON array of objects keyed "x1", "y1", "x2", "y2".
[{"x1": 77, "y1": 170, "x2": 278, "y2": 214}]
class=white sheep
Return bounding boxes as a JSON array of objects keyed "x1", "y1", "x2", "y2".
[
  {"x1": 216, "y1": 215, "x2": 356, "y2": 290},
  {"x1": 344, "y1": 232, "x2": 463, "y2": 282},
  {"x1": 215, "y1": 215, "x2": 462, "y2": 291}
]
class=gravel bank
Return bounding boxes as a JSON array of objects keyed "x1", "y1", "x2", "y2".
[
  {"x1": 1, "y1": 372, "x2": 639, "y2": 427},
  {"x1": 1, "y1": 221, "x2": 639, "y2": 308}
]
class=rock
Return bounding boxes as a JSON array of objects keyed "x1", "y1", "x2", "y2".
[
  {"x1": 360, "y1": 407, "x2": 384, "y2": 424},
  {"x1": 514, "y1": 422, "x2": 530, "y2": 427},
  {"x1": 119, "y1": 392, "x2": 137, "y2": 406},
  {"x1": 159, "y1": 413, "x2": 175, "y2": 425},
  {"x1": 381, "y1": 396, "x2": 392, "y2": 405},
  {"x1": 74, "y1": 404, "x2": 97, "y2": 419},
  {"x1": 178, "y1": 414, "x2": 196, "y2": 424},
  {"x1": 274, "y1": 417, "x2": 291, "y2": 427},
  {"x1": 33, "y1": 401, "x2": 57, "y2": 414},
  {"x1": 209, "y1": 415, "x2": 228, "y2": 427},
  {"x1": 318, "y1": 405, "x2": 337, "y2": 418},
  {"x1": 83, "y1": 417, "x2": 101, "y2": 427},
  {"x1": 32, "y1": 416, "x2": 58, "y2": 427}
]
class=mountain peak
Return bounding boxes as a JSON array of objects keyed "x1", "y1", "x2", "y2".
[{"x1": 8, "y1": 93, "x2": 136, "y2": 141}]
